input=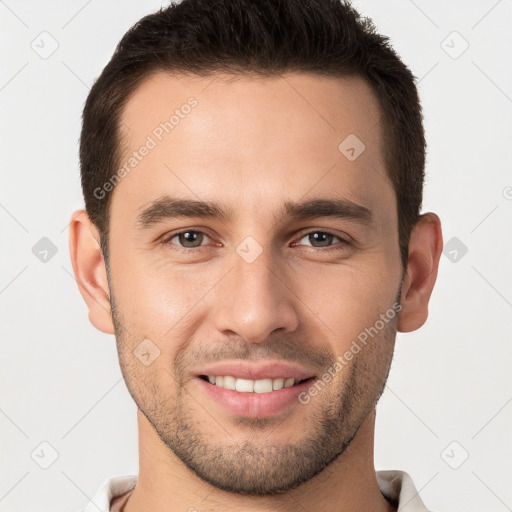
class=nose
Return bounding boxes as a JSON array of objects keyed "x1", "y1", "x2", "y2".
[{"x1": 211, "y1": 246, "x2": 300, "y2": 344}]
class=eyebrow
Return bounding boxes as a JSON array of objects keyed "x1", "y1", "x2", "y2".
[{"x1": 135, "y1": 195, "x2": 374, "y2": 228}]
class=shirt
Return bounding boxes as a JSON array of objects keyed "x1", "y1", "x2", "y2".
[{"x1": 78, "y1": 470, "x2": 435, "y2": 511}]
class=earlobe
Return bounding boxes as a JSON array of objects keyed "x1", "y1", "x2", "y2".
[
  {"x1": 68, "y1": 210, "x2": 115, "y2": 334},
  {"x1": 397, "y1": 213, "x2": 443, "y2": 333}
]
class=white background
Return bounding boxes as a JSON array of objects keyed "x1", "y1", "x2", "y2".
[{"x1": 0, "y1": 1, "x2": 511, "y2": 511}]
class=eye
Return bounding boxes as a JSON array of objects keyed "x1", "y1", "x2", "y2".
[
  {"x1": 161, "y1": 229, "x2": 212, "y2": 250},
  {"x1": 160, "y1": 229, "x2": 351, "y2": 253},
  {"x1": 293, "y1": 230, "x2": 350, "y2": 250}
]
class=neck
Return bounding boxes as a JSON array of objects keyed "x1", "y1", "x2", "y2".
[{"x1": 124, "y1": 408, "x2": 394, "y2": 512}]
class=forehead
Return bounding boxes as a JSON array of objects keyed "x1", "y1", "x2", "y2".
[{"x1": 113, "y1": 70, "x2": 393, "y2": 223}]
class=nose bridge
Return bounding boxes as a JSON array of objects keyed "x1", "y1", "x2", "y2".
[
  {"x1": 235, "y1": 240, "x2": 280, "y2": 298},
  {"x1": 213, "y1": 239, "x2": 300, "y2": 343}
]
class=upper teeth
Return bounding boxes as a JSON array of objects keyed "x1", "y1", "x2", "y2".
[{"x1": 206, "y1": 376, "x2": 298, "y2": 393}]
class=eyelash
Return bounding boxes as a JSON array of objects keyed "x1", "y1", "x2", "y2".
[{"x1": 160, "y1": 229, "x2": 351, "y2": 253}]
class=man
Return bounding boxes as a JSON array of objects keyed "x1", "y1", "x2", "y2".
[{"x1": 69, "y1": 0, "x2": 443, "y2": 510}]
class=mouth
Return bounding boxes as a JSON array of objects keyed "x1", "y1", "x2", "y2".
[
  {"x1": 192, "y1": 361, "x2": 319, "y2": 417},
  {"x1": 195, "y1": 374, "x2": 317, "y2": 418},
  {"x1": 198, "y1": 375, "x2": 315, "y2": 393}
]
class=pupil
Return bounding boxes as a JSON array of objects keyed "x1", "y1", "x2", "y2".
[
  {"x1": 180, "y1": 231, "x2": 201, "y2": 247},
  {"x1": 311, "y1": 232, "x2": 331, "y2": 247}
]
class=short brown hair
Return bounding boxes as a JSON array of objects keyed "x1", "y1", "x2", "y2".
[{"x1": 80, "y1": 0, "x2": 426, "y2": 267}]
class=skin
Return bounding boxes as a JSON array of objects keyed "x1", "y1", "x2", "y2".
[{"x1": 69, "y1": 71, "x2": 442, "y2": 512}]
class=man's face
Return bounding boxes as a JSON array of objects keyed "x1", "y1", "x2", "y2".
[{"x1": 107, "y1": 71, "x2": 403, "y2": 494}]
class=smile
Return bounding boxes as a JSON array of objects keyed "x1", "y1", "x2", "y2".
[{"x1": 200, "y1": 375, "x2": 312, "y2": 393}]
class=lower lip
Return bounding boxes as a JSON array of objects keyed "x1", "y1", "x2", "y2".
[{"x1": 195, "y1": 377, "x2": 316, "y2": 418}]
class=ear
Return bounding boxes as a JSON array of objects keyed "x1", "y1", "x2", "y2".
[
  {"x1": 68, "y1": 210, "x2": 115, "y2": 334},
  {"x1": 397, "y1": 212, "x2": 443, "y2": 333}
]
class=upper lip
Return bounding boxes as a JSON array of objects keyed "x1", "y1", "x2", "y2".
[{"x1": 195, "y1": 361, "x2": 317, "y2": 381}]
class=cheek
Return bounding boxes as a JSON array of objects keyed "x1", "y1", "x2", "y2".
[
  {"x1": 110, "y1": 255, "x2": 216, "y2": 342},
  {"x1": 292, "y1": 262, "x2": 399, "y2": 349}
]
